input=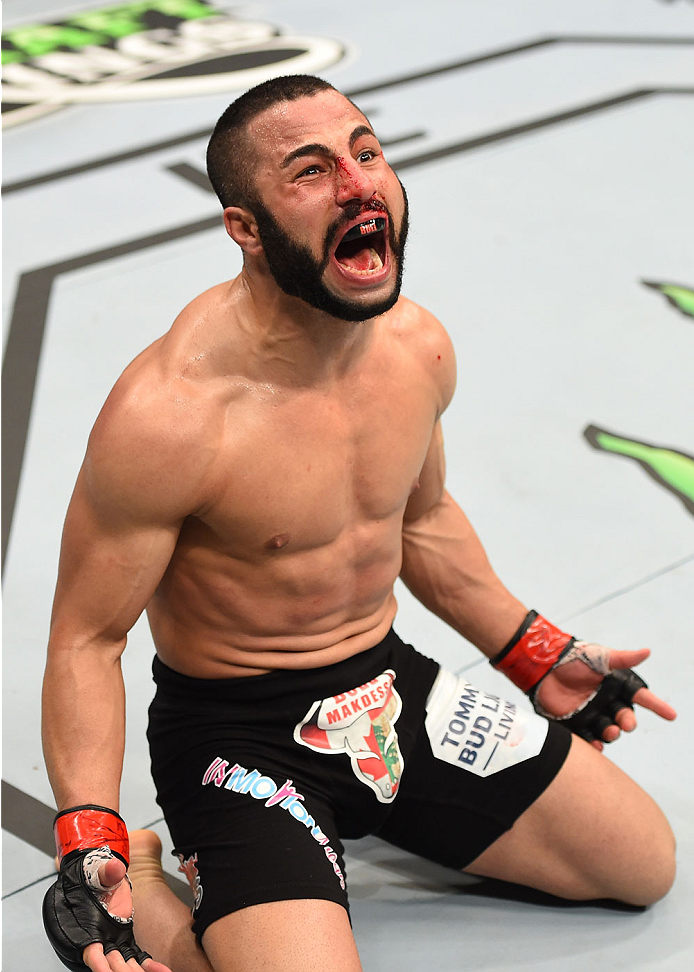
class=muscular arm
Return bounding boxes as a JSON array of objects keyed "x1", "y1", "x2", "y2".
[
  {"x1": 43, "y1": 476, "x2": 181, "y2": 810},
  {"x1": 43, "y1": 488, "x2": 179, "y2": 810},
  {"x1": 400, "y1": 342, "x2": 675, "y2": 744},
  {"x1": 400, "y1": 421, "x2": 527, "y2": 656},
  {"x1": 42, "y1": 381, "x2": 205, "y2": 811}
]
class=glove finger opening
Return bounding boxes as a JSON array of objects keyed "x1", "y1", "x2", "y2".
[
  {"x1": 118, "y1": 942, "x2": 151, "y2": 963},
  {"x1": 607, "y1": 698, "x2": 632, "y2": 723},
  {"x1": 589, "y1": 713, "x2": 615, "y2": 741},
  {"x1": 574, "y1": 725, "x2": 596, "y2": 742},
  {"x1": 618, "y1": 670, "x2": 648, "y2": 705}
]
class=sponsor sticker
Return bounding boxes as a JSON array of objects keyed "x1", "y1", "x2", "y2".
[
  {"x1": 294, "y1": 670, "x2": 404, "y2": 804},
  {"x1": 201, "y1": 758, "x2": 346, "y2": 889},
  {"x1": 425, "y1": 669, "x2": 548, "y2": 777}
]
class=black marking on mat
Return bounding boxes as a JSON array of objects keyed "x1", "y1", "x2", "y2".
[
  {"x1": 166, "y1": 162, "x2": 214, "y2": 193},
  {"x1": 2, "y1": 780, "x2": 57, "y2": 857},
  {"x1": 0, "y1": 779, "x2": 190, "y2": 902},
  {"x1": 152, "y1": 48, "x2": 308, "y2": 81},
  {"x1": 379, "y1": 130, "x2": 427, "y2": 147},
  {"x1": 2, "y1": 214, "x2": 221, "y2": 567},
  {"x1": 346, "y1": 34, "x2": 694, "y2": 100},
  {"x1": 4, "y1": 34, "x2": 694, "y2": 195},
  {"x1": 3, "y1": 125, "x2": 216, "y2": 194},
  {"x1": 2, "y1": 872, "x2": 57, "y2": 900},
  {"x1": 392, "y1": 89, "x2": 679, "y2": 171},
  {"x1": 559, "y1": 552, "x2": 694, "y2": 626}
]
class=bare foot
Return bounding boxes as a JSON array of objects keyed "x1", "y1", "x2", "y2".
[
  {"x1": 129, "y1": 829, "x2": 169, "y2": 888},
  {"x1": 128, "y1": 830, "x2": 212, "y2": 972}
]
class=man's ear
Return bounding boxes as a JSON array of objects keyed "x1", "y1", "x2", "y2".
[{"x1": 223, "y1": 207, "x2": 263, "y2": 255}]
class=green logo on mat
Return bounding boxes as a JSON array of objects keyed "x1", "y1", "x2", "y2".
[
  {"x1": 584, "y1": 280, "x2": 693, "y2": 516},
  {"x1": 2, "y1": 1, "x2": 346, "y2": 128},
  {"x1": 642, "y1": 281, "x2": 694, "y2": 320},
  {"x1": 584, "y1": 426, "x2": 694, "y2": 516}
]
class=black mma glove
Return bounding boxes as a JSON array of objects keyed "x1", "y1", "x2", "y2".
[
  {"x1": 491, "y1": 610, "x2": 647, "y2": 742},
  {"x1": 42, "y1": 805, "x2": 152, "y2": 971}
]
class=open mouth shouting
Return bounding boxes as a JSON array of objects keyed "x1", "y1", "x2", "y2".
[{"x1": 332, "y1": 215, "x2": 390, "y2": 283}]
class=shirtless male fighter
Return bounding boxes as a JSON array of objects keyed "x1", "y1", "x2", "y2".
[{"x1": 42, "y1": 75, "x2": 677, "y2": 972}]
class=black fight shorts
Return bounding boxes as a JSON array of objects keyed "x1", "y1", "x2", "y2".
[{"x1": 147, "y1": 629, "x2": 570, "y2": 940}]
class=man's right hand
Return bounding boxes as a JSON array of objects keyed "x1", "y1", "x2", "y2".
[
  {"x1": 81, "y1": 858, "x2": 171, "y2": 972},
  {"x1": 43, "y1": 806, "x2": 172, "y2": 972}
]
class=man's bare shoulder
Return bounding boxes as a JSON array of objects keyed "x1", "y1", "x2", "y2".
[
  {"x1": 385, "y1": 296, "x2": 457, "y2": 412},
  {"x1": 84, "y1": 281, "x2": 241, "y2": 521}
]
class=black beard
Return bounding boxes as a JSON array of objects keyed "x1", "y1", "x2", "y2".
[{"x1": 248, "y1": 183, "x2": 409, "y2": 323}]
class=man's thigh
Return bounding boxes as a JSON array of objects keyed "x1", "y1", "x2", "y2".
[
  {"x1": 465, "y1": 735, "x2": 676, "y2": 905},
  {"x1": 202, "y1": 899, "x2": 363, "y2": 972},
  {"x1": 376, "y1": 668, "x2": 571, "y2": 868}
]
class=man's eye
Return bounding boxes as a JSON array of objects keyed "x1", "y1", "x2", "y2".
[
  {"x1": 357, "y1": 150, "x2": 377, "y2": 163},
  {"x1": 298, "y1": 165, "x2": 321, "y2": 177}
]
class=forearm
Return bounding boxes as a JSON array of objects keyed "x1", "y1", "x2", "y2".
[
  {"x1": 42, "y1": 640, "x2": 127, "y2": 811},
  {"x1": 400, "y1": 489, "x2": 527, "y2": 656}
]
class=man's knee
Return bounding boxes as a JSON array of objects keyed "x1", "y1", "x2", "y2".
[
  {"x1": 553, "y1": 737, "x2": 677, "y2": 906},
  {"x1": 618, "y1": 820, "x2": 676, "y2": 907},
  {"x1": 551, "y1": 812, "x2": 675, "y2": 907}
]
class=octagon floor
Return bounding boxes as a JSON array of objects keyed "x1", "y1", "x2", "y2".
[{"x1": 2, "y1": 2, "x2": 693, "y2": 970}]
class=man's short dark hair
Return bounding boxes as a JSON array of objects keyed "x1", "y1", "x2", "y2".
[{"x1": 206, "y1": 75, "x2": 337, "y2": 210}]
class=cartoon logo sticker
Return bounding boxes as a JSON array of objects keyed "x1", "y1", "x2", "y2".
[
  {"x1": 294, "y1": 670, "x2": 404, "y2": 803},
  {"x1": 2, "y1": 1, "x2": 346, "y2": 128},
  {"x1": 177, "y1": 851, "x2": 203, "y2": 912}
]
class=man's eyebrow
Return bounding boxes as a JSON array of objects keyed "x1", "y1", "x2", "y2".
[
  {"x1": 280, "y1": 143, "x2": 331, "y2": 169},
  {"x1": 279, "y1": 126, "x2": 378, "y2": 169},
  {"x1": 349, "y1": 124, "x2": 376, "y2": 148}
]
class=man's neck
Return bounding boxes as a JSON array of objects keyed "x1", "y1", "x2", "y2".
[{"x1": 231, "y1": 265, "x2": 377, "y2": 387}]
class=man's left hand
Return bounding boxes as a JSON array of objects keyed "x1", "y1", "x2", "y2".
[
  {"x1": 535, "y1": 645, "x2": 677, "y2": 750},
  {"x1": 491, "y1": 612, "x2": 677, "y2": 749}
]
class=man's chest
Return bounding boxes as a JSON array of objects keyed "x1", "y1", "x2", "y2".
[{"x1": 199, "y1": 379, "x2": 437, "y2": 551}]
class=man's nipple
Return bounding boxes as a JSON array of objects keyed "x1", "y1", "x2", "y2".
[{"x1": 264, "y1": 533, "x2": 291, "y2": 550}]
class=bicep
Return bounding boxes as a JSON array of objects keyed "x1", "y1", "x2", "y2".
[
  {"x1": 49, "y1": 467, "x2": 182, "y2": 649},
  {"x1": 403, "y1": 420, "x2": 446, "y2": 523}
]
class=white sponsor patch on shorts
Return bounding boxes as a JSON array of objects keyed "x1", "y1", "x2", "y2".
[{"x1": 425, "y1": 669, "x2": 548, "y2": 777}]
